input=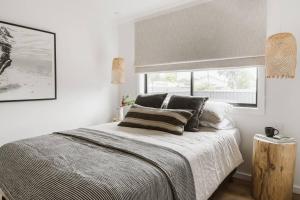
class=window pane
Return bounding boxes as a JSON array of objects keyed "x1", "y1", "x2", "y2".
[
  {"x1": 194, "y1": 67, "x2": 257, "y2": 105},
  {"x1": 147, "y1": 71, "x2": 190, "y2": 96}
]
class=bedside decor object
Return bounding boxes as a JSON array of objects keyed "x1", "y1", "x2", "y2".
[
  {"x1": 121, "y1": 95, "x2": 135, "y2": 107},
  {"x1": 0, "y1": 21, "x2": 56, "y2": 102},
  {"x1": 111, "y1": 117, "x2": 119, "y2": 123},
  {"x1": 265, "y1": 127, "x2": 279, "y2": 137},
  {"x1": 117, "y1": 95, "x2": 134, "y2": 121},
  {"x1": 266, "y1": 33, "x2": 297, "y2": 78},
  {"x1": 111, "y1": 57, "x2": 125, "y2": 84},
  {"x1": 252, "y1": 134, "x2": 297, "y2": 200},
  {"x1": 111, "y1": 57, "x2": 125, "y2": 120},
  {"x1": 121, "y1": 95, "x2": 135, "y2": 117}
]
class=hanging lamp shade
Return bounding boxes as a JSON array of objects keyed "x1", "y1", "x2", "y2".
[
  {"x1": 266, "y1": 33, "x2": 297, "y2": 78},
  {"x1": 111, "y1": 57, "x2": 125, "y2": 84}
]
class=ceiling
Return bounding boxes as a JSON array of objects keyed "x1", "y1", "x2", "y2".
[{"x1": 107, "y1": 0, "x2": 201, "y2": 21}]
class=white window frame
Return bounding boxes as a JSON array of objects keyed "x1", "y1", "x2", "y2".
[{"x1": 231, "y1": 67, "x2": 265, "y2": 115}]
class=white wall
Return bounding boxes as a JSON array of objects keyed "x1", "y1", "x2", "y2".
[
  {"x1": 0, "y1": 0, "x2": 119, "y2": 146},
  {"x1": 118, "y1": 0, "x2": 300, "y2": 192}
]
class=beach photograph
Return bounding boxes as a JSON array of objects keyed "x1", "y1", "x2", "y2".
[{"x1": 0, "y1": 21, "x2": 56, "y2": 102}]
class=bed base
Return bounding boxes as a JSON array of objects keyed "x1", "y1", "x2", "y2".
[{"x1": 209, "y1": 168, "x2": 237, "y2": 199}]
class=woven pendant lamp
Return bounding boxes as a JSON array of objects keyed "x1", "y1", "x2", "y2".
[
  {"x1": 111, "y1": 57, "x2": 125, "y2": 84},
  {"x1": 266, "y1": 33, "x2": 297, "y2": 78}
]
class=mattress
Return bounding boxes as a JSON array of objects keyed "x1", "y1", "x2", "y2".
[{"x1": 89, "y1": 123, "x2": 243, "y2": 200}]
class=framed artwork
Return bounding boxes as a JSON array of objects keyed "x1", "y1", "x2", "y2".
[{"x1": 0, "y1": 21, "x2": 56, "y2": 102}]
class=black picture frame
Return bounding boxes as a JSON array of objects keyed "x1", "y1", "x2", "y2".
[{"x1": 0, "y1": 20, "x2": 57, "y2": 103}]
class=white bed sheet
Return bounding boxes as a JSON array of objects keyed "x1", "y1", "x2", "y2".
[{"x1": 88, "y1": 123, "x2": 243, "y2": 200}]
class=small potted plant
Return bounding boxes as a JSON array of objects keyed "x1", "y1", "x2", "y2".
[{"x1": 119, "y1": 95, "x2": 135, "y2": 120}]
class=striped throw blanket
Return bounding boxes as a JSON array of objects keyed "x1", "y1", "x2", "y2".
[{"x1": 0, "y1": 128, "x2": 196, "y2": 200}]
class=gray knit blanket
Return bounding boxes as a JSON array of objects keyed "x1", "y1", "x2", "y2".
[{"x1": 0, "y1": 128, "x2": 195, "y2": 200}]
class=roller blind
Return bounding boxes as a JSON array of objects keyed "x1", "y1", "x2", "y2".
[{"x1": 135, "y1": 0, "x2": 266, "y2": 73}]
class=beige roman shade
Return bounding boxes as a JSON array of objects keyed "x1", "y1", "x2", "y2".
[{"x1": 135, "y1": 0, "x2": 266, "y2": 73}]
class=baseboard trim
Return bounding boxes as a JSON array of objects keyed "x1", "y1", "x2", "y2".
[
  {"x1": 233, "y1": 171, "x2": 251, "y2": 181},
  {"x1": 234, "y1": 171, "x2": 300, "y2": 194}
]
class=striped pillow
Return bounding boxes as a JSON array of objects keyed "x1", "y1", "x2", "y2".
[{"x1": 118, "y1": 104, "x2": 193, "y2": 135}]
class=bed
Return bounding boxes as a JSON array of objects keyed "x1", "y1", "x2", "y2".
[{"x1": 0, "y1": 122, "x2": 243, "y2": 200}]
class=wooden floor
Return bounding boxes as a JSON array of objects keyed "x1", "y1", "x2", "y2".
[
  {"x1": 211, "y1": 178, "x2": 300, "y2": 200},
  {"x1": 1, "y1": 178, "x2": 299, "y2": 200}
]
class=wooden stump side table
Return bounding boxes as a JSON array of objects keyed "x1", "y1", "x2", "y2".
[{"x1": 252, "y1": 134, "x2": 297, "y2": 200}]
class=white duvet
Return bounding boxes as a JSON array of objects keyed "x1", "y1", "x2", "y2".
[{"x1": 89, "y1": 123, "x2": 243, "y2": 200}]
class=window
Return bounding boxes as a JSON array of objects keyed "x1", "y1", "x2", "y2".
[
  {"x1": 142, "y1": 67, "x2": 258, "y2": 107},
  {"x1": 146, "y1": 71, "x2": 191, "y2": 96}
]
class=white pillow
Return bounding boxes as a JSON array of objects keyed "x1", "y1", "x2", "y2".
[
  {"x1": 199, "y1": 101, "x2": 235, "y2": 129},
  {"x1": 199, "y1": 117, "x2": 235, "y2": 130},
  {"x1": 200, "y1": 101, "x2": 232, "y2": 122}
]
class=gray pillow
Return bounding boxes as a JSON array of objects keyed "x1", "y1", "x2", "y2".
[
  {"x1": 135, "y1": 93, "x2": 168, "y2": 108},
  {"x1": 167, "y1": 95, "x2": 208, "y2": 132}
]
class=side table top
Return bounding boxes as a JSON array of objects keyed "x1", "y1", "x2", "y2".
[{"x1": 254, "y1": 134, "x2": 296, "y2": 144}]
